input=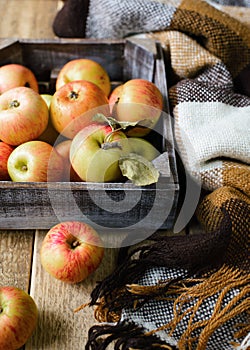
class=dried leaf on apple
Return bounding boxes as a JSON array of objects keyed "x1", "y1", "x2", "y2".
[
  {"x1": 92, "y1": 113, "x2": 155, "y2": 131},
  {"x1": 119, "y1": 153, "x2": 159, "y2": 186}
]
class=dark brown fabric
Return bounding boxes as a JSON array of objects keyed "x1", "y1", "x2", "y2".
[{"x1": 52, "y1": 0, "x2": 89, "y2": 38}]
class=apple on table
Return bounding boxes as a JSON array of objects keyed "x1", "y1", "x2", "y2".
[
  {"x1": 0, "y1": 63, "x2": 39, "y2": 94},
  {"x1": 40, "y1": 221, "x2": 104, "y2": 283},
  {"x1": 0, "y1": 286, "x2": 38, "y2": 350}
]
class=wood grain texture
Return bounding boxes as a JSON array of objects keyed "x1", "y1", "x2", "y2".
[
  {"x1": 26, "y1": 229, "x2": 120, "y2": 349},
  {"x1": 0, "y1": 230, "x2": 34, "y2": 291},
  {"x1": 0, "y1": 0, "x2": 62, "y2": 39}
]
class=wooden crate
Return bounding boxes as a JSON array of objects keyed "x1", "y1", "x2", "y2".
[{"x1": 0, "y1": 38, "x2": 179, "y2": 231}]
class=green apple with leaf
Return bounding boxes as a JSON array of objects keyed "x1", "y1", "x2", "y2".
[{"x1": 70, "y1": 122, "x2": 160, "y2": 184}]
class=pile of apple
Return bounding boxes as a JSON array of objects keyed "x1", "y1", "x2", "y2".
[{"x1": 0, "y1": 59, "x2": 163, "y2": 184}]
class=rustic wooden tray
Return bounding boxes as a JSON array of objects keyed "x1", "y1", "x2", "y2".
[{"x1": 0, "y1": 38, "x2": 179, "y2": 231}]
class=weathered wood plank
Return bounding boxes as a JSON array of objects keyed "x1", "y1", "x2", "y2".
[
  {"x1": 0, "y1": 230, "x2": 34, "y2": 291},
  {"x1": 26, "y1": 229, "x2": 120, "y2": 349}
]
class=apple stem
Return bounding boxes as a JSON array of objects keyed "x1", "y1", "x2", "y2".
[
  {"x1": 0, "y1": 307, "x2": 3, "y2": 314},
  {"x1": 9, "y1": 100, "x2": 20, "y2": 108},
  {"x1": 71, "y1": 240, "x2": 80, "y2": 249},
  {"x1": 69, "y1": 91, "x2": 79, "y2": 100},
  {"x1": 22, "y1": 165, "x2": 28, "y2": 171}
]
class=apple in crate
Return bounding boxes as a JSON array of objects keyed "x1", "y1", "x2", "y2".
[
  {"x1": 0, "y1": 142, "x2": 15, "y2": 180},
  {"x1": 55, "y1": 139, "x2": 82, "y2": 182},
  {"x1": 0, "y1": 286, "x2": 38, "y2": 350},
  {"x1": 70, "y1": 123, "x2": 128, "y2": 182},
  {"x1": 40, "y1": 93, "x2": 53, "y2": 108},
  {"x1": 56, "y1": 58, "x2": 111, "y2": 96},
  {"x1": 0, "y1": 87, "x2": 49, "y2": 146},
  {"x1": 40, "y1": 221, "x2": 104, "y2": 283},
  {"x1": 0, "y1": 63, "x2": 39, "y2": 94},
  {"x1": 38, "y1": 94, "x2": 60, "y2": 145},
  {"x1": 110, "y1": 79, "x2": 163, "y2": 136},
  {"x1": 70, "y1": 122, "x2": 159, "y2": 183},
  {"x1": 50, "y1": 80, "x2": 109, "y2": 139},
  {"x1": 109, "y1": 84, "x2": 123, "y2": 113},
  {"x1": 7, "y1": 140, "x2": 64, "y2": 182}
]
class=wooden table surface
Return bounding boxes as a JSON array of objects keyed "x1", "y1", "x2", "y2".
[{"x1": 0, "y1": 1, "x2": 249, "y2": 349}]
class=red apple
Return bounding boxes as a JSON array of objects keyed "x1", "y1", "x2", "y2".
[
  {"x1": 0, "y1": 286, "x2": 38, "y2": 350},
  {"x1": 0, "y1": 63, "x2": 39, "y2": 94},
  {"x1": 109, "y1": 84, "x2": 123, "y2": 114},
  {"x1": 0, "y1": 87, "x2": 49, "y2": 146},
  {"x1": 0, "y1": 142, "x2": 15, "y2": 180},
  {"x1": 56, "y1": 58, "x2": 111, "y2": 96},
  {"x1": 7, "y1": 140, "x2": 65, "y2": 182},
  {"x1": 40, "y1": 221, "x2": 104, "y2": 283},
  {"x1": 111, "y1": 79, "x2": 163, "y2": 136},
  {"x1": 50, "y1": 80, "x2": 110, "y2": 139},
  {"x1": 55, "y1": 140, "x2": 82, "y2": 181}
]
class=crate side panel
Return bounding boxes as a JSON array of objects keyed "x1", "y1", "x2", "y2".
[
  {"x1": 123, "y1": 38, "x2": 156, "y2": 81},
  {"x1": 154, "y1": 43, "x2": 179, "y2": 186},
  {"x1": 0, "y1": 41, "x2": 23, "y2": 65},
  {"x1": 19, "y1": 40, "x2": 125, "y2": 83},
  {"x1": 0, "y1": 185, "x2": 175, "y2": 230}
]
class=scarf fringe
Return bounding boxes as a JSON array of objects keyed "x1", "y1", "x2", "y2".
[
  {"x1": 91, "y1": 265, "x2": 249, "y2": 350},
  {"x1": 85, "y1": 320, "x2": 178, "y2": 350},
  {"x1": 88, "y1": 211, "x2": 231, "y2": 320},
  {"x1": 140, "y1": 265, "x2": 250, "y2": 350}
]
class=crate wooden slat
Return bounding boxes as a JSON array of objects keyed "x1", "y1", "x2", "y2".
[{"x1": 0, "y1": 38, "x2": 179, "y2": 231}]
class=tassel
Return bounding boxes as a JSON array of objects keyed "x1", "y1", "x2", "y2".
[
  {"x1": 137, "y1": 265, "x2": 250, "y2": 350},
  {"x1": 89, "y1": 211, "x2": 231, "y2": 318},
  {"x1": 85, "y1": 320, "x2": 178, "y2": 350}
]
